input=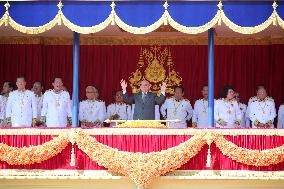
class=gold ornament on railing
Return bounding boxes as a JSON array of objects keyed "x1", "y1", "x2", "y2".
[
  {"x1": 68, "y1": 129, "x2": 77, "y2": 166},
  {"x1": 110, "y1": 120, "x2": 175, "y2": 128},
  {"x1": 204, "y1": 131, "x2": 216, "y2": 167},
  {"x1": 129, "y1": 45, "x2": 182, "y2": 94}
]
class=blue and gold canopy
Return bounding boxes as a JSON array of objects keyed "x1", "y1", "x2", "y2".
[{"x1": 0, "y1": 1, "x2": 283, "y2": 35}]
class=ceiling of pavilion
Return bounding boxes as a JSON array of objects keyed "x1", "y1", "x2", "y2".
[{"x1": 0, "y1": 1, "x2": 284, "y2": 37}]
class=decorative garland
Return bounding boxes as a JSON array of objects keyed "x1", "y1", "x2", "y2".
[
  {"x1": 214, "y1": 134, "x2": 284, "y2": 167},
  {"x1": 1, "y1": 128, "x2": 284, "y2": 186},
  {"x1": 75, "y1": 129, "x2": 206, "y2": 187},
  {"x1": 0, "y1": 1, "x2": 284, "y2": 35},
  {"x1": 0, "y1": 133, "x2": 69, "y2": 165}
]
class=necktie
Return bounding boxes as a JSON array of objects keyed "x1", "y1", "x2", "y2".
[{"x1": 142, "y1": 93, "x2": 146, "y2": 101}]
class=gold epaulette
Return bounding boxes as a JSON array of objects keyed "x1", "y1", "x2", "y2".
[
  {"x1": 266, "y1": 96, "x2": 274, "y2": 102},
  {"x1": 249, "y1": 96, "x2": 257, "y2": 102}
]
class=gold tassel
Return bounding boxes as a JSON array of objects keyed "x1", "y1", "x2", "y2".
[
  {"x1": 218, "y1": 17, "x2": 222, "y2": 26},
  {"x1": 206, "y1": 147, "x2": 211, "y2": 167},
  {"x1": 70, "y1": 144, "x2": 75, "y2": 166},
  {"x1": 57, "y1": 16, "x2": 62, "y2": 26},
  {"x1": 163, "y1": 15, "x2": 168, "y2": 26}
]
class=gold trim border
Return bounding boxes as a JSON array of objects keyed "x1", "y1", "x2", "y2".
[
  {"x1": 1, "y1": 128, "x2": 284, "y2": 136},
  {"x1": 1, "y1": 36, "x2": 284, "y2": 45},
  {"x1": 0, "y1": 1, "x2": 284, "y2": 35},
  {"x1": 1, "y1": 169, "x2": 284, "y2": 180}
]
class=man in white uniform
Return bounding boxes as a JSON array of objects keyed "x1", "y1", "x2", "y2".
[
  {"x1": 0, "y1": 81, "x2": 14, "y2": 126},
  {"x1": 32, "y1": 81, "x2": 43, "y2": 125},
  {"x1": 192, "y1": 85, "x2": 213, "y2": 128},
  {"x1": 41, "y1": 78, "x2": 72, "y2": 127},
  {"x1": 79, "y1": 86, "x2": 106, "y2": 127},
  {"x1": 248, "y1": 87, "x2": 276, "y2": 128},
  {"x1": 107, "y1": 90, "x2": 131, "y2": 126},
  {"x1": 234, "y1": 92, "x2": 250, "y2": 128},
  {"x1": 277, "y1": 103, "x2": 284, "y2": 128},
  {"x1": 246, "y1": 85, "x2": 275, "y2": 124},
  {"x1": 161, "y1": 86, "x2": 192, "y2": 128},
  {"x1": 6, "y1": 77, "x2": 37, "y2": 127}
]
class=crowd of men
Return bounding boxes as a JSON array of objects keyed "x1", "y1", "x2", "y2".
[{"x1": 0, "y1": 76, "x2": 283, "y2": 128}]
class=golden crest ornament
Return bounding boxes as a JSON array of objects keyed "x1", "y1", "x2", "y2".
[{"x1": 129, "y1": 45, "x2": 182, "y2": 94}]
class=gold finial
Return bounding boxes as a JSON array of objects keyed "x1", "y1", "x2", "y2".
[
  {"x1": 110, "y1": 1, "x2": 116, "y2": 10},
  {"x1": 163, "y1": 1, "x2": 169, "y2": 10},
  {"x1": 217, "y1": 1, "x2": 223, "y2": 10},
  {"x1": 57, "y1": 0, "x2": 63, "y2": 10},
  {"x1": 4, "y1": 1, "x2": 10, "y2": 11},
  {"x1": 110, "y1": 2, "x2": 116, "y2": 25},
  {"x1": 272, "y1": 1, "x2": 278, "y2": 11}
]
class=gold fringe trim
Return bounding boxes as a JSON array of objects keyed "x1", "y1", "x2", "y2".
[
  {"x1": 61, "y1": 13, "x2": 112, "y2": 34},
  {"x1": 1, "y1": 1, "x2": 284, "y2": 35},
  {"x1": 276, "y1": 13, "x2": 284, "y2": 29},
  {"x1": 114, "y1": 11, "x2": 165, "y2": 35},
  {"x1": 9, "y1": 13, "x2": 61, "y2": 35},
  {"x1": 1, "y1": 36, "x2": 284, "y2": 45},
  {"x1": 0, "y1": 14, "x2": 5, "y2": 27},
  {"x1": 220, "y1": 10, "x2": 275, "y2": 34},
  {"x1": 167, "y1": 10, "x2": 221, "y2": 34}
]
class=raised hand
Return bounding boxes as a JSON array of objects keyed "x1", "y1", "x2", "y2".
[{"x1": 120, "y1": 79, "x2": 127, "y2": 91}]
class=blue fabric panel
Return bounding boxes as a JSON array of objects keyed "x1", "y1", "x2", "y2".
[
  {"x1": 62, "y1": 2, "x2": 111, "y2": 27},
  {"x1": 223, "y1": 1, "x2": 273, "y2": 27},
  {"x1": 9, "y1": 1, "x2": 58, "y2": 27},
  {"x1": 115, "y1": 1, "x2": 164, "y2": 27},
  {"x1": 168, "y1": 2, "x2": 218, "y2": 27},
  {"x1": 278, "y1": 2, "x2": 284, "y2": 20},
  {"x1": 0, "y1": 2, "x2": 5, "y2": 18}
]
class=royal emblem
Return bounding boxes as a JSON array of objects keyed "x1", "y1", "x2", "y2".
[{"x1": 128, "y1": 45, "x2": 182, "y2": 94}]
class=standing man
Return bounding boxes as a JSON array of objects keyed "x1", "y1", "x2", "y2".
[
  {"x1": 0, "y1": 81, "x2": 14, "y2": 126},
  {"x1": 192, "y1": 85, "x2": 212, "y2": 128},
  {"x1": 107, "y1": 90, "x2": 132, "y2": 126},
  {"x1": 121, "y1": 79, "x2": 166, "y2": 120},
  {"x1": 248, "y1": 87, "x2": 276, "y2": 128},
  {"x1": 79, "y1": 86, "x2": 106, "y2": 127},
  {"x1": 277, "y1": 103, "x2": 284, "y2": 128},
  {"x1": 161, "y1": 86, "x2": 192, "y2": 128},
  {"x1": 41, "y1": 78, "x2": 72, "y2": 127},
  {"x1": 246, "y1": 85, "x2": 275, "y2": 122},
  {"x1": 32, "y1": 81, "x2": 44, "y2": 124},
  {"x1": 6, "y1": 77, "x2": 37, "y2": 127}
]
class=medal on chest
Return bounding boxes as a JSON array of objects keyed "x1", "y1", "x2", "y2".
[{"x1": 202, "y1": 100, "x2": 207, "y2": 114}]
